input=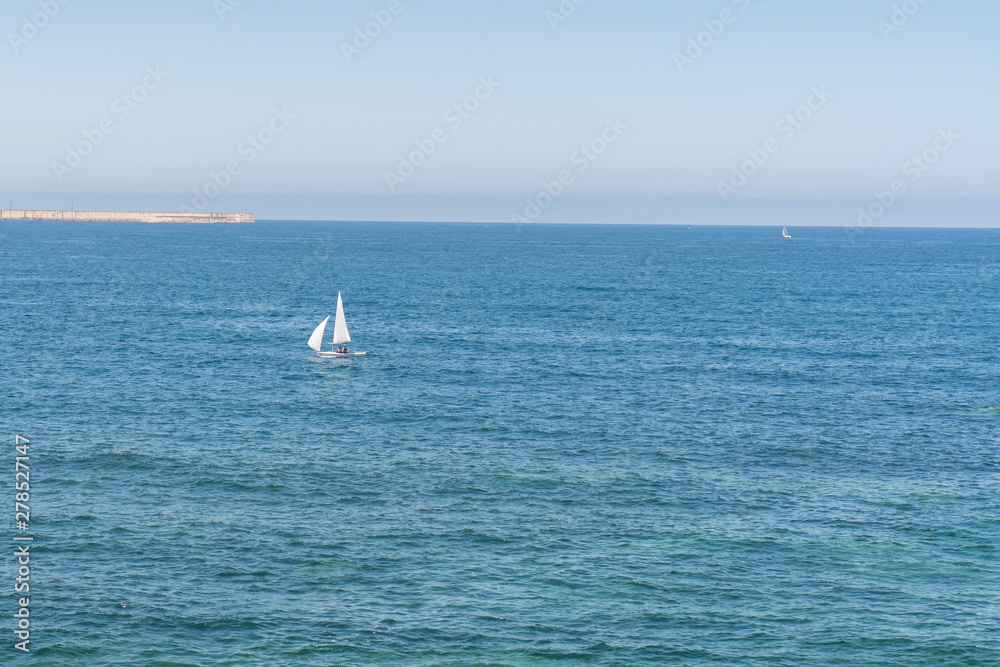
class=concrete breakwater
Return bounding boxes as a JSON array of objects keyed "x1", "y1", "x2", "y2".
[{"x1": 0, "y1": 210, "x2": 254, "y2": 224}]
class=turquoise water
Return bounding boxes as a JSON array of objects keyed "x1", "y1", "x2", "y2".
[{"x1": 2, "y1": 222, "x2": 999, "y2": 665}]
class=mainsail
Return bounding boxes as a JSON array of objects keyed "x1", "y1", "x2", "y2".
[{"x1": 332, "y1": 292, "x2": 352, "y2": 345}]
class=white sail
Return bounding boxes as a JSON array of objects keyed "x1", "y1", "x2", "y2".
[
  {"x1": 308, "y1": 316, "x2": 330, "y2": 352},
  {"x1": 332, "y1": 292, "x2": 351, "y2": 345}
]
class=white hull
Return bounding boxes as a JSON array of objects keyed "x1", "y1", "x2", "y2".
[{"x1": 317, "y1": 351, "x2": 367, "y2": 358}]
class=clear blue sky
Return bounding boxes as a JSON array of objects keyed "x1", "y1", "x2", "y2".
[{"x1": 2, "y1": 0, "x2": 998, "y2": 220}]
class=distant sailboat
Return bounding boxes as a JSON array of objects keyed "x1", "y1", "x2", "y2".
[
  {"x1": 308, "y1": 292, "x2": 367, "y2": 357},
  {"x1": 782, "y1": 226, "x2": 792, "y2": 239}
]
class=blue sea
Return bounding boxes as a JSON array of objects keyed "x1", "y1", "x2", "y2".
[{"x1": 2, "y1": 222, "x2": 998, "y2": 666}]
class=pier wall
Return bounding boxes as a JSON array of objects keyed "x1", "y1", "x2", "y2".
[{"x1": 0, "y1": 210, "x2": 254, "y2": 224}]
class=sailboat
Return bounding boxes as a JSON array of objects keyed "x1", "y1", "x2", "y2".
[
  {"x1": 782, "y1": 226, "x2": 792, "y2": 239},
  {"x1": 308, "y1": 292, "x2": 367, "y2": 358}
]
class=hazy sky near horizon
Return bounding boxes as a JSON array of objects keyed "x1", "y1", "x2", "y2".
[{"x1": 3, "y1": 0, "x2": 998, "y2": 204}]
